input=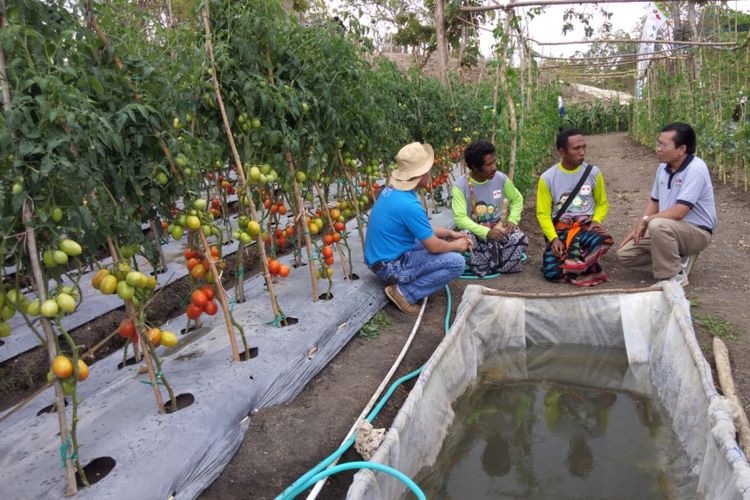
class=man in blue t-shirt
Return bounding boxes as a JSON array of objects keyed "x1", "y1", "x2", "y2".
[
  {"x1": 617, "y1": 122, "x2": 716, "y2": 286},
  {"x1": 365, "y1": 142, "x2": 471, "y2": 314}
]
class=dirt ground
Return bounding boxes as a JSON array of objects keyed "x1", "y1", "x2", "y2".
[{"x1": 201, "y1": 132, "x2": 750, "y2": 499}]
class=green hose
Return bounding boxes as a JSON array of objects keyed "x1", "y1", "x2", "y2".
[{"x1": 276, "y1": 284, "x2": 454, "y2": 500}]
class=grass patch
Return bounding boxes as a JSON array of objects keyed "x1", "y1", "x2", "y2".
[
  {"x1": 695, "y1": 313, "x2": 739, "y2": 341},
  {"x1": 359, "y1": 312, "x2": 392, "y2": 341}
]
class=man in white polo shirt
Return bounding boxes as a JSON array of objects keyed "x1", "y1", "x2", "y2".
[{"x1": 617, "y1": 122, "x2": 716, "y2": 286}]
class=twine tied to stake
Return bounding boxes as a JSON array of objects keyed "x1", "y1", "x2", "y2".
[{"x1": 59, "y1": 435, "x2": 77, "y2": 468}]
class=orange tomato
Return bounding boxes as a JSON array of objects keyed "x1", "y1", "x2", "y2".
[
  {"x1": 325, "y1": 256, "x2": 335, "y2": 266},
  {"x1": 270, "y1": 204, "x2": 279, "y2": 214},
  {"x1": 77, "y1": 359, "x2": 89, "y2": 381},
  {"x1": 187, "y1": 257, "x2": 200, "y2": 270},
  {"x1": 332, "y1": 232, "x2": 341, "y2": 243},
  {"x1": 268, "y1": 259, "x2": 281, "y2": 276},
  {"x1": 285, "y1": 225, "x2": 295, "y2": 237},
  {"x1": 278, "y1": 205, "x2": 287, "y2": 215},
  {"x1": 323, "y1": 235, "x2": 333, "y2": 245},
  {"x1": 52, "y1": 355, "x2": 74, "y2": 379},
  {"x1": 279, "y1": 265, "x2": 290, "y2": 278},
  {"x1": 322, "y1": 246, "x2": 334, "y2": 259},
  {"x1": 190, "y1": 264, "x2": 207, "y2": 279},
  {"x1": 210, "y1": 246, "x2": 220, "y2": 258},
  {"x1": 147, "y1": 327, "x2": 162, "y2": 347}
]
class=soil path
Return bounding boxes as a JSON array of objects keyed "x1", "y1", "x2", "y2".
[{"x1": 202, "y1": 132, "x2": 750, "y2": 499}]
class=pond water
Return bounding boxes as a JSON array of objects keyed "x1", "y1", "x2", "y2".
[{"x1": 413, "y1": 346, "x2": 698, "y2": 499}]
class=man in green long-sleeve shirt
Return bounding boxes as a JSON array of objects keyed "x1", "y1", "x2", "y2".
[
  {"x1": 452, "y1": 140, "x2": 529, "y2": 277},
  {"x1": 536, "y1": 128, "x2": 613, "y2": 286}
]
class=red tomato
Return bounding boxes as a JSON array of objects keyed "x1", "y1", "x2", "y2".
[
  {"x1": 322, "y1": 246, "x2": 334, "y2": 258},
  {"x1": 201, "y1": 285, "x2": 215, "y2": 300},
  {"x1": 335, "y1": 222, "x2": 345, "y2": 232},
  {"x1": 186, "y1": 304, "x2": 203, "y2": 320},
  {"x1": 323, "y1": 235, "x2": 333, "y2": 245},
  {"x1": 191, "y1": 290, "x2": 208, "y2": 308},
  {"x1": 187, "y1": 257, "x2": 200, "y2": 270},
  {"x1": 204, "y1": 300, "x2": 218, "y2": 316},
  {"x1": 118, "y1": 319, "x2": 136, "y2": 339},
  {"x1": 324, "y1": 256, "x2": 335, "y2": 266}
]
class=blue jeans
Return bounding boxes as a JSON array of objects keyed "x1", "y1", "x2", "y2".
[{"x1": 373, "y1": 243, "x2": 465, "y2": 304}]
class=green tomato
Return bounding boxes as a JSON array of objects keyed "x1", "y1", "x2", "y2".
[
  {"x1": 116, "y1": 281, "x2": 135, "y2": 301},
  {"x1": 62, "y1": 378, "x2": 75, "y2": 396},
  {"x1": 26, "y1": 299, "x2": 41, "y2": 317},
  {"x1": 251, "y1": 118, "x2": 261, "y2": 129},
  {"x1": 170, "y1": 225, "x2": 185, "y2": 240},
  {"x1": 261, "y1": 163, "x2": 272, "y2": 175},
  {"x1": 52, "y1": 250, "x2": 69, "y2": 265},
  {"x1": 156, "y1": 172, "x2": 169, "y2": 185},
  {"x1": 41, "y1": 299, "x2": 59, "y2": 318},
  {"x1": 43, "y1": 250, "x2": 57, "y2": 268},
  {"x1": 11, "y1": 183, "x2": 23, "y2": 195},
  {"x1": 239, "y1": 232, "x2": 252, "y2": 245},
  {"x1": 1, "y1": 305, "x2": 15, "y2": 321},
  {"x1": 5, "y1": 289, "x2": 21, "y2": 306},
  {"x1": 249, "y1": 166, "x2": 261, "y2": 182},
  {"x1": 0, "y1": 291, "x2": 5, "y2": 309},
  {"x1": 0, "y1": 321, "x2": 9, "y2": 338},
  {"x1": 56, "y1": 293, "x2": 77, "y2": 314},
  {"x1": 246, "y1": 220, "x2": 261, "y2": 237},
  {"x1": 60, "y1": 239, "x2": 82, "y2": 257},
  {"x1": 295, "y1": 171, "x2": 306, "y2": 183},
  {"x1": 50, "y1": 207, "x2": 64, "y2": 222},
  {"x1": 125, "y1": 271, "x2": 147, "y2": 288}
]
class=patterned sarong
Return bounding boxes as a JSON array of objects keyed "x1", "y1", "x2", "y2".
[
  {"x1": 465, "y1": 229, "x2": 529, "y2": 277},
  {"x1": 541, "y1": 218, "x2": 613, "y2": 286}
]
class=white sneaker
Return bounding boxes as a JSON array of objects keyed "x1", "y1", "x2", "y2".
[
  {"x1": 680, "y1": 254, "x2": 698, "y2": 276},
  {"x1": 668, "y1": 270, "x2": 689, "y2": 287}
]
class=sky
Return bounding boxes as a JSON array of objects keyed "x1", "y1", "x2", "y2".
[{"x1": 479, "y1": 1, "x2": 750, "y2": 58}]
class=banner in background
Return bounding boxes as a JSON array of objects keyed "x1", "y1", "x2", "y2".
[{"x1": 636, "y1": 3, "x2": 668, "y2": 98}]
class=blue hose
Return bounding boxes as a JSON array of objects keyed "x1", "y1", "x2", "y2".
[
  {"x1": 276, "y1": 285, "x2": 454, "y2": 500},
  {"x1": 283, "y1": 462, "x2": 427, "y2": 500}
]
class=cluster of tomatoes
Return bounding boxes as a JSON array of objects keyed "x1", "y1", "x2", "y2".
[
  {"x1": 186, "y1": 285, "x2": 219, "y2": 320},
  {"x1": 117, "y1": 318, "x2": 177, "y2": 348},
  {"x1": 267, "y1": 257, "x2": 291, "y2": 278},
  {"x1": 264, "y1": 197, "x2": 288, "y2": 215},
  {"x1": 429, "y1": 171, "x2": 451, "y2": 190},
  {"x1": 209, "y1": 197, "x2": 223, "y2": 219},
  {"x1": 50, "y1": 354, "x2": 89, "y2": 395},
  {"x1": 184, "y1": 246, "x2": 221, "y2": 280},
  {"x1": 92, "y1": 261, "x2": 157, "y2": 304}
]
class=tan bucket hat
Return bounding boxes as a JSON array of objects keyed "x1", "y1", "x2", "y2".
[{"x1": 389, "y1": 142, "x2": 434, "y2": 191}]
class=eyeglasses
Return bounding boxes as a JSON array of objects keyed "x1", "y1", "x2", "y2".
[{"x1": 655, "y1": 142, "x2": 673, "y2": 150}]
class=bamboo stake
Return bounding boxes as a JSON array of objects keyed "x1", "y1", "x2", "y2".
[
  {"x1": 0, "y1": 1, "x2": 10, "y2": 113},
  {"x1": 149, "y1": 220, "x2": 168, "y2": 273},
  {"x1": 337, "y1": 150, "x2": 367, "y2": 248},
  {"x1": 285, "y1": 153, "x2": 319, "y2": 301},
  {"x1": 313, "y1": 181, "x2": 351, "y2": 279},
  {"x1": 198, "y1": 231, "x2": 240, "y2": 361},
  {"x1": 527, "y1": 37, "x2": 736, "y2": 47},
  {"x1": 202, "y1": 3, "x2": 283, "y2": 320},
  {"x1": 22, "y1": 202, "x2": 78, "y2": 496},
  {"x1": 713, "y1": 337, "x2": 750, "y2": 458}
]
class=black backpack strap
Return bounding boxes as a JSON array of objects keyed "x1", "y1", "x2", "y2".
[{"x1": 552, "y1": 163, "x2": 594, "y2": 226}]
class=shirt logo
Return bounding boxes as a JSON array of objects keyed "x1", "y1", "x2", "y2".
[
  {"x1": 579, "y1": 184, "x2": 592, "y2": 195},
  {"x1": 492, "y1": 190, "x2": 503, "y2": 199},
  {"x1": 675, "y1": 177, "x2": 684, "y2": 186}
]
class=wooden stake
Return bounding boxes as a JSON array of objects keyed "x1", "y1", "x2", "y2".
[
  {"x1": 22, "y1": 201, "x2": 78, "y2": 496},
  {"x1": 202, "y1": 2, "x2": 283, "y2": 320},
  {"x1": 285, "y1": 153, "x2": 319, "y2": 301},
  {"x1": 713, "y1": 337, "x2": 750, "y2": 458},
  {"x1": 198, "y1": 231, "x2": 240, "y2": 361}
]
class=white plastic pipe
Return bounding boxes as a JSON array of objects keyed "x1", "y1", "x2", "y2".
[{"x1": 305, "y1": 297, "x2": 429, "y2": 500}]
